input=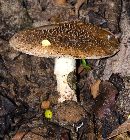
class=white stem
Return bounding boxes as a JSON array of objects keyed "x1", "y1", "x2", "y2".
[{"x1": 54, "y1": 57, "x2": 77, "y2": 103}]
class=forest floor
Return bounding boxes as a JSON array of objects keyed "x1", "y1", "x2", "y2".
[{"x1": 0, "y1": 0, "x2": 130, "y2": 140}]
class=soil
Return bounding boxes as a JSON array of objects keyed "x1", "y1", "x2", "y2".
[{"x1": 0, "y1": 0, "x2": 130, "y2": 140}]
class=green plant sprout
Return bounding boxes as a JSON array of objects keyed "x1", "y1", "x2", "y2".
[
  {"x1": 81, "y1": 59, "x2": 91, "y2": 71},
  {"x1": 45, "y1": 109, "x2": 53, "y2": 119}
]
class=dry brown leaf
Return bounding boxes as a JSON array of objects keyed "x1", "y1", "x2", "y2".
[
  {"x1": 41, "y1": 100, "x2": 50, "y2": 109},
  {"x1": 78, "y1": 65, "x2": 85, "y2": 74},
  {"x1": 86, "y1": 132, "x2": 96, "y2": 140},
  {"x1": 90, "y1": 79, "x2": 101, "y2": 98},
  {"x1": 75, "y1": 0, "x2": 86, "y2": 16},
  {"x1": 107, "y1": 119, "x2": 130, "y2": 139},
  {"x1": 113, "y1": 133, "x2": 130, "y2": 140},
  {"x1": 11, "y1": 131, "x2": 26, "y2": 140},
  {"x1": 53, "y1": 0, "x2": 66, "y2": 5}
]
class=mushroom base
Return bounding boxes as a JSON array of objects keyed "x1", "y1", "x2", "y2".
[{"x1": 54, "y1": 57, "x2": 77, "y2": 103}]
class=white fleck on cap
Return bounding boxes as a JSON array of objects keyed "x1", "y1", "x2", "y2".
[{"x1": 9, "y1": 21, "x2": 119, "y2": 59}]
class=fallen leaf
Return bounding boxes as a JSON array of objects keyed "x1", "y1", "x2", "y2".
[
  {"x1": 93, "y1": 81, "x2": 118, "y2": 119},
  {"x1": 41, "y1": 100, "x2": 50, "y2": 109},
  {"x1": 78, "y1": 65, "x2": 85, "y2": 74},
  {"x1": 75, "y1": 0, "x2": 86, "y2": 15},
  {"x1": 90, "y1": 79, "x2": 101, "y2": 98},
  {"x1": 53, "y1": 0, "x2": 66, "y2": 5},
  {"x1": 12, "y1": 131, "x2": 26, "y2": 140},
  {"x1": 107, "y1": 119, "x2": 130, "y2": 139}
]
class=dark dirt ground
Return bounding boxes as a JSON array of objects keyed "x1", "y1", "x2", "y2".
[{"x1": 0, "y1": 0, "x2": 130, "y2": 140}]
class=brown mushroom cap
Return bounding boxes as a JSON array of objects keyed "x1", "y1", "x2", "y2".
[
  {"x1": 9, "y1": 21, "x2": 119, "y2": 59},
  {"x1": 53, "y1": 101, "x2": 85, "y2": 125}
]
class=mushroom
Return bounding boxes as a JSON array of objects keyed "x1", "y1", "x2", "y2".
[
  {"x1": 9, "y1": 21, "x2": 119, "y2": 103},
  {"x1": 53, "y1": 100, "x2": 86, "y2": 125}
]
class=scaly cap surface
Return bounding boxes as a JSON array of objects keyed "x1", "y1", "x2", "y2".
[{"x1": 9, "y1": 21, "x2": 119, "y2": 59}]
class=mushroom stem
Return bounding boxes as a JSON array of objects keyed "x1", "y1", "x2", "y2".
[{"x1": 54, "y1": 57, "x2": 77, "y2": 103}]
